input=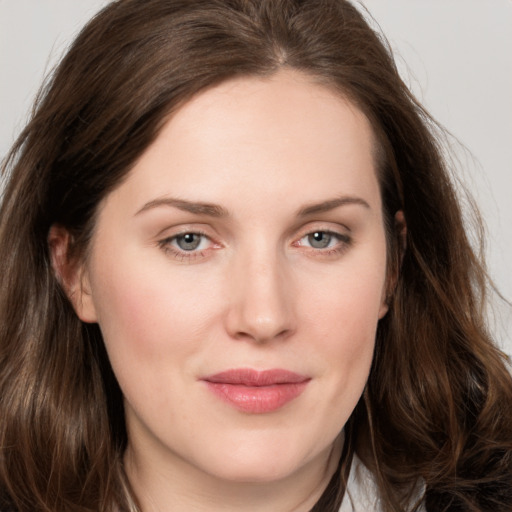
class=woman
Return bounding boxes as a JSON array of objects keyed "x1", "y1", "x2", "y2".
[{"x1": 1, "y1": 0, "x2": 511, "y2": 510}]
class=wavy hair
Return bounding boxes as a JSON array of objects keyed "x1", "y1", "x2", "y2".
[{"x1": 1, "y1": 1, "x2": 511, "y2": 510}]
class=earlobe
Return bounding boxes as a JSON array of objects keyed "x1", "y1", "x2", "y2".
[
  {"x1": 378, "y1": 301, "x2": 389, "y2": 319},
  {"x1": 48, "y1": 225, "x2": 98, "y2": 323}
]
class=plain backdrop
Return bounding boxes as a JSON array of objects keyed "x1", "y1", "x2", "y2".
[{"x1": 1, "y1": 0, "x2": 511, "y2": 354}]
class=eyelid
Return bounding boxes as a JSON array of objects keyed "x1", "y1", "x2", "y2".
[
  {"x1": 292, "y1": 221, "x2": 351, "y2": 241},
  {"x1": 158, "y1": 227, "x2": 210, "y2": 243},
  {"x1": 153, "y1": 220, "x2": 216, "y2": 238}
]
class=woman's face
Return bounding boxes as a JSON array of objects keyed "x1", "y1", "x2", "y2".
[{"x1": 73, "y1": 70, "x2": 389, "y2": 486}]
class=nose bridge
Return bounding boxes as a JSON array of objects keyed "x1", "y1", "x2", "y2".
[{"x1": 226, "y1": 240, "x2": 296, "y2": 343}]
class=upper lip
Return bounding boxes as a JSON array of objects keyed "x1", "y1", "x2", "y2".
[{"x1": 203, "y1": 368, "x2": 310, "y2": 386}]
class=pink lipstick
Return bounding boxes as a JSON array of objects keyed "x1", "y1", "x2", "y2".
[{"x1": 202, "y1": 368, "x2": 310, "y2": 414}]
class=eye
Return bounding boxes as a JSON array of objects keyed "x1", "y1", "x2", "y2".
[
  {"x1": 292, "y1": 228, "x2": 352, "y2": 257},
  {"x1": 159, "y1": 231, "x2": 213, "y2": 256},
  {"x1": 300, "y1": 231, "x2": 346, "y2": 249},
  {"x1": 305, "y1": 231, "x2": 336, "y2": 249},
  {"x1": 174, "y1": 233, "x2": 206, "y2": 251}
]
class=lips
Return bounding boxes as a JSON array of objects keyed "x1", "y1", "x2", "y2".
[{"x1": 202, "y1": 368, "x2": 310, "y2": 414}]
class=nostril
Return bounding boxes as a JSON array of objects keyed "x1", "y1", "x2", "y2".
[
  {"x1": 227, "y1": 305, "x2": 296, "y2": 344},
  {"x1": 233, "y1": 323, "x2": 293, "y2": 344}
]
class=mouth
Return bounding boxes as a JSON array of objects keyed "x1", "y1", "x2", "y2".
[{"x1": 202, "y1": 368, "x2": 311, "y2": 414}]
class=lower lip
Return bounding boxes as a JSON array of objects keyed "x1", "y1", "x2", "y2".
[{"x1": 204, "y1": 381, "x2": 309, "y2": 414}]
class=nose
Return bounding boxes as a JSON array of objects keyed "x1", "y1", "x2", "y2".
[{"x1": 224, "y1": 248, "x2": 297, "y2": 344}]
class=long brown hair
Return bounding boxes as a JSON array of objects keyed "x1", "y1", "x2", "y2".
[{"x1": 1, "y1": 1, "x2": 511, "y2": 510}]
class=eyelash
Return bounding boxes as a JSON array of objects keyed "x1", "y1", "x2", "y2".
[{"x1": 158, "y1": 228, "x2": 352, "y2": 262}]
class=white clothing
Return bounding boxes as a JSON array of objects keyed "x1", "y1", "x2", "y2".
[
  {"x1": 339, "y1": 455, "x2": 382, "y2": 511},
  {"x1": 339, "y1": 456, "x2": 426, "y2": 511}
]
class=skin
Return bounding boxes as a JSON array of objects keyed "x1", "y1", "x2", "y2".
[{"x1": 55, "y1": 70, "x2": 391, "y2": 511}]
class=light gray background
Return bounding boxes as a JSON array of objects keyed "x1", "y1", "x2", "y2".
[{"x1": 1, "y1": 1, "x2": 511, "y2": 354}]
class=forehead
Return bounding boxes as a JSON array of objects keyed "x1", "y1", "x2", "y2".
[
  {"x1": 104, "y1": 70, "x2": 381, "y2": 218},
  {"x1": 166, "y1": 70, "x2": 377, "y2": 167}
]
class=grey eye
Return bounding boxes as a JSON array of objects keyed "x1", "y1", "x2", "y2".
[
  {"x1": 307, "y1": 231, "x2": 332, "y2": 249},
  {"x1": 176, "y1": 233, "x2": 203, "y2": 251}
]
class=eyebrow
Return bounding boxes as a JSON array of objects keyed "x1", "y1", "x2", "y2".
[
  {"x1": 135, "y1": 197, "x2": 229, "y2": 217},
  {"x1": 135, "y1": 194, "x2": 370, "y2": 218},
  {"x1": 297, "y1": 196, "x2": 371, "y2": 217}
]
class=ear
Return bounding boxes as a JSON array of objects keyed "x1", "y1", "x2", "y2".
[
  {"x1": 379, "y1": 210, "x2": 407, "y2": 319},
  {"x1": 48, "y1": 225, "x2": 98, "y2": 323}
]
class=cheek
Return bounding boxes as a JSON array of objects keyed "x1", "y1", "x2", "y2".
[
  {"x1": 87, "y1": 252, "x2": 221, "y2": 383},
  {"x1": 312, "y1": 287, "x2": 379, "y2": 384},
  {"x1": 280, "y1": 260, "x2": 384, "y2": 452},
  {"x1": 301, "y1": 249, "x2": 387, "y2": 394},
  {"x1": 86, "y1": 259, "x2": 227, "y2": 438},
  {"x1": 305, "y1": 248, "x2": 387, "y2": 339}
]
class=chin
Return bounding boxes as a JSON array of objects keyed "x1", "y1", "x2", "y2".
[
  {"x1": 196, "y1": 433, "x2": 330, "y2": 485},
  {"x1": 205, "y1": 458, "x2": 302, "y2": 484}
]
